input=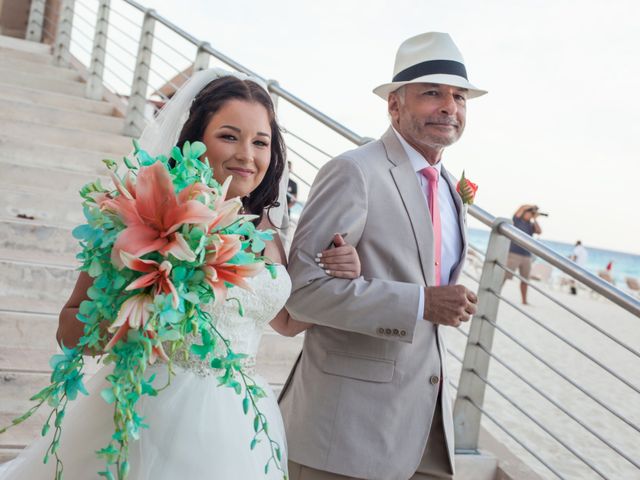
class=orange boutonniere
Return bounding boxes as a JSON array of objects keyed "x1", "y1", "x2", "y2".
[{"x1": 456, "y1": 171, "x2": 478, "y2": 205}]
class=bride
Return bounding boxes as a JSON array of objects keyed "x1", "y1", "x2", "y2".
[{"x1": 0, "y1": 69, "x2": 361, "y2": 479}]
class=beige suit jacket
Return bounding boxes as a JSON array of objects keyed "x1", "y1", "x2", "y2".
[{"x1": 279, "y1": 127, "x2": 468, "y2": 480}]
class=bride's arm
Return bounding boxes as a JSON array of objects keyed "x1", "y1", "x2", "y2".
[
  {"x1": 57, "y1": 271, "x2": 94, "y2": 350},
  {"x1": 263, "y1": 227, "x2": 313, "y2": 337},
  {"x1": 58, "y1": 272, "x2": 110, "y2": 354}
]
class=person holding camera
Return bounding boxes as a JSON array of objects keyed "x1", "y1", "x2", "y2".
[{"x1": 505, "y1": 204, "x2": 544, "y2": 305}]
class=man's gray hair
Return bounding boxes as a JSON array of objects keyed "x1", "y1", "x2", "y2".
[{"x1": 391, "y1": 85, "x2": 406, "y2": 104}]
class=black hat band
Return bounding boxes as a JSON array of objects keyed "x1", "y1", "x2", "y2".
[{"x1": 392, "y1": 59, "x2": 468, "y2": 82}]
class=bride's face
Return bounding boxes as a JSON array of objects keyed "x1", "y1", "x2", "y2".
[{"x1": 201, "y1": 99, "x2": 272, "y2": 199}]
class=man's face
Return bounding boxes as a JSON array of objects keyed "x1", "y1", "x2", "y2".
[{"x1": 389, "y1": 83, "x2": 467, "y2": 156}]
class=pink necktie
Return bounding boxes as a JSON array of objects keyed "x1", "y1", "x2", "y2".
[{"x1": 420, "y1": 167, "x2": 441, "y2": 286}]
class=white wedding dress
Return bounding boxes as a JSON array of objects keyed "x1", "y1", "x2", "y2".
[{"x1": 0, "y1": 265, "x2": 291, "y2": 480}]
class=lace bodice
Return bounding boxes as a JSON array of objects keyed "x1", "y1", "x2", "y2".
[{"x1": 172, "y1": 265, "x2": 291, "y2": 376}]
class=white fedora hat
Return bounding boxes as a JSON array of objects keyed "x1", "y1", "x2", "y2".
[{"x1": 373, "y1": 32, "x2": 487, "y2": 100}]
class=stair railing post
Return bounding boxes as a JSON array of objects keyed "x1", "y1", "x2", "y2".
[
  {"x1": 193, "y1": 41, "x2": 210, "y2": 72},
  {"x1": 453, "y1": 217, "x2": 512, "y2": 452},
  {"x1": 123, "y1": 9, "x2": 156, "y2": 137},
  {"x1": 85, "y1": 0, "x2": 110, "y2": 100},
  {"x1": 53, "y1": 0, "x2": 75, "y2": 66},
  {"x1": 26, "y1": 0, "x2": 46, "y2": 42},
  {"x1": 267, "y1": 79, "x2": 280, "y2": 112}
]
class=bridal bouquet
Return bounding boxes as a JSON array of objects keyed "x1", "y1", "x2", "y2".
[{"x1": 0, "y1": 141, "x2": 285, "y2": 480}]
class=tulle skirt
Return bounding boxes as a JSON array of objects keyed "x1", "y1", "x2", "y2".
[{"x1": 0, "y1": 363, "x2": 287, "y2": 480}]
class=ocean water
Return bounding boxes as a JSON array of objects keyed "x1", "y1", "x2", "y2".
[{"x1": 467, "y1": 228, "x2": 640, "y2": 290}]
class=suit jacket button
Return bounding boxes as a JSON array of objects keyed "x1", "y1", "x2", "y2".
[
  {"x1": 385, "y1": 328, "x2": 392, "y2": 335},
  {"x1": 430, "y1": 375, "x2": 440, "y2": 385},
  {"x1": 393, "y1": 328, "x2": 399, "y2": 335},
  {"x1": 400, "y1": 330, "x2": 407, "y2": 336},
  {"x1": 377, "y1": 327, "x2": 385, "y2": 335}
]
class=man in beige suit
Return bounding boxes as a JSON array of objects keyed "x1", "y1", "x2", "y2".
[{"x1": 280, "y1": 32, "x2": 487, "y2": 480}]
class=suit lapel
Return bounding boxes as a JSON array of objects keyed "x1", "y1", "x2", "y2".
[
  {"x1": 382, "y1": 128, "x2": 435, "y2": 286},
  {"x1": 441, "y1": 167, "x2": 468, "y2": 282}
]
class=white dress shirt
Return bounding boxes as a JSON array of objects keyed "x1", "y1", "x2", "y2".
[{"x1": 392, "y1": 128, "x2": 464, "y2": 320}]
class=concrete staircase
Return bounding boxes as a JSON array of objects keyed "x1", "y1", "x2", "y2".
[{"x1": 0, "y1": 35, "x2": 302, "y2": 463}]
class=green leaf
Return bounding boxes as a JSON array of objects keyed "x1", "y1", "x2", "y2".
[
  {"x1": 100, "y1": 387, "x2": 116, "y2": 404},
  {"x1": 253, "y1": 415, "x2": 260, "y2": 432},
  {"x1": 250, "y1": 438, "x2": 258, "y2": 450},
  {"x1": 88, "y1": 258, "x2": 103, "y2": 277},
  {"x1": 190, "y1": 141, "x2": 207, "y2": 159},
  {"x1": 72, "y1": 224, "x2": 93, "y2": 240},
  {"x1": 242, "y1": 396, "x2": 250, "y2": 414}
]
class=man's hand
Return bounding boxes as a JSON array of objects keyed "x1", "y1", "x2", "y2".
[{"x1": 423, "y1": 285, "x2": 478, "y2": 327}]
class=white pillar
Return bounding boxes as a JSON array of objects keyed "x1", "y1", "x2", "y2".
[
  {"x1": 453, "y1": 217, "x2": 511, "y2": 452},
  {"x1": 123, "y1": 9, "x2": 156, "y2": 137},
  {"x1": 53, "y1": 0, "x2": 75, "y2": 66},
  {"x1": 86, "y1": 0, "x2": 111, "y2": 100},
  {"x1": 26, "y1": 0, "x2": 46, "y2": 42}
]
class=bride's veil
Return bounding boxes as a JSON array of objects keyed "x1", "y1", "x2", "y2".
[{"x1": 134, "y1": 67, "x2": 290, "y2": 236}]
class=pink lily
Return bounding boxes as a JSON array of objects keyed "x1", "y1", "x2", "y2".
[
  {"x1": 105, "y1": 293, "x2": 153, "y2": 350},
  {"x1": 121, "y1": 252, "x2": 180, "y2": 308},
  {"x1": 101, "y1": 162, "x2": 216, "y2": 268},
  {"x1": 105, "y1": 293, "x2": 169, "y2": 363},
  {"x1": 202, "y1": 234, "x2": 264, "y2": 302},
  {"x1": 207, "y1": 176, "x2": 254, "y2": 233}
]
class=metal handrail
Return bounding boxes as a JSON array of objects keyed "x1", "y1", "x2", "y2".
[
  {"x1": 469, "y1": 207, "x2": 640, "y2": 316},
  {"x1": 474, "y1": 342, "x2": 640, "y2": 470},
  {"x1": 498, "y1": 261, "x2": 640, "y2": 360},
  {"x1": 491, "y1": 287, "x2": 640, "y2": 394},
  {"x1": 468, "y1": 366, "x2": 609, "y2": 479},
  {"x1": 285, "y1": 145, "x2": 321, "y2": 173},
  {"x1": 480, "y1": 314, "x2": 640, "y2": 435},
  {"x1": 447, "y1": 374, "x2": 566, "y2": 479},
  {"x1": 282, "y1": 127, "x2": 334, "y2": 159},
  {"x1": 118, "y1": 0, "x2": 371, "y2": 146}
]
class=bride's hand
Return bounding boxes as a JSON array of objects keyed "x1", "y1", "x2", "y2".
[{"x1": 316, "y1": 233, "x2": 361, "y2": 279}]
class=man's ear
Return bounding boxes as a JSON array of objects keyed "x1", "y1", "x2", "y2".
[{"x1": 388, "y1": 94, "x2": 400, "y2": 124}]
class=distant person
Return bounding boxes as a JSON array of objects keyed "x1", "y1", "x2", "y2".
[
  {"x1": 287, "y1": 160, "x2": 298, "y2": 215},
  {"x1": 571, "y1": 240, "x2": 589, "y2": 267},
  {"x1": 568, "y1": 240, "x2": 588, "y2": 294},
  {"x1": 598, "y1": 260, "x2": 615, "y2": 284},
  {"x1": 505, "y1": 204, "x2": 543, "y2": 305}
]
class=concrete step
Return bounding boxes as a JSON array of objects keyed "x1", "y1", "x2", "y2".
[
  {"x1": 0, "y1": 311, "x2": 58, "y2": 351},
  {"x1": 0, "y1": 98, "x2": 124, "y2": 136},
  {"x1": 0, "y1": 162, "x2": 109, "y2": 198},
  {"x1": 0, "y1": 84, "x2": 117, "y2": 116},
  {"x1": 0, "y1": 46, "x2": 52, "y2": 65},
  {"x1": 0, "y1": 68, "x2": 87, "y2": 97},
  {"x1": 0, "y1": 35, "x2": 51, "y2": 55},
  {"x1": 0, "y1": 220, "x2": 78, "y2": 266},
  {"x1": 0, "y1": 134, "x2": 118, "y2": 175},
  {"x1": 0, "y1": 188, "x2": 85, "y2": 226},
  {"x1": 0, "y1": 447, "x2": 23, "y2": 464},
  {"x1": 0, "y1": 118, "x2": 133, "y2": 155},
  {"x1": 0, "y1": 54, "x2": 81, "y2": 82},
  {"x1": 0, "y1": 311, "x2": 301, "y2": 380},
  {"x1": 0, "y1": 372, "x2": 51, "y2": 448},
  {"x1": 0, "y1": 259, "x2": 78, "y2": 314}
]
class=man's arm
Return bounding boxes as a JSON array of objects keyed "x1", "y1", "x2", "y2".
[
  {"x1": 514, "y1": 204, "x2": 535, "y2": 219},
  {"x1": 286, "y1": 156, "x2": 421, "y2": 343}
]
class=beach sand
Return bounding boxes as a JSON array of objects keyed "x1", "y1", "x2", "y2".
[{"x1": 447, "y1": 273, "x2": 640, "y2": 479}]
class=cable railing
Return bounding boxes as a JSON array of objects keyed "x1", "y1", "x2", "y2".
[{"x1": 22, "y1": 1, "x2": 640, "y2": 478}]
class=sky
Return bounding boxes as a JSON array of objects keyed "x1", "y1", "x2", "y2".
[{"x1": 102, "y1": 0, "x2": 640, "y2": 254}]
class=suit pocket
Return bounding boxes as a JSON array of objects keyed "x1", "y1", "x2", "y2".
[{"x1": 321, "y1": 350, "x2": 395, "y2": 383}]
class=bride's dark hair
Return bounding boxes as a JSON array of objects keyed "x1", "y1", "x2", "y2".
[{"x1": 176, "y1": 75, "x2": 285, "y2": 225}]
